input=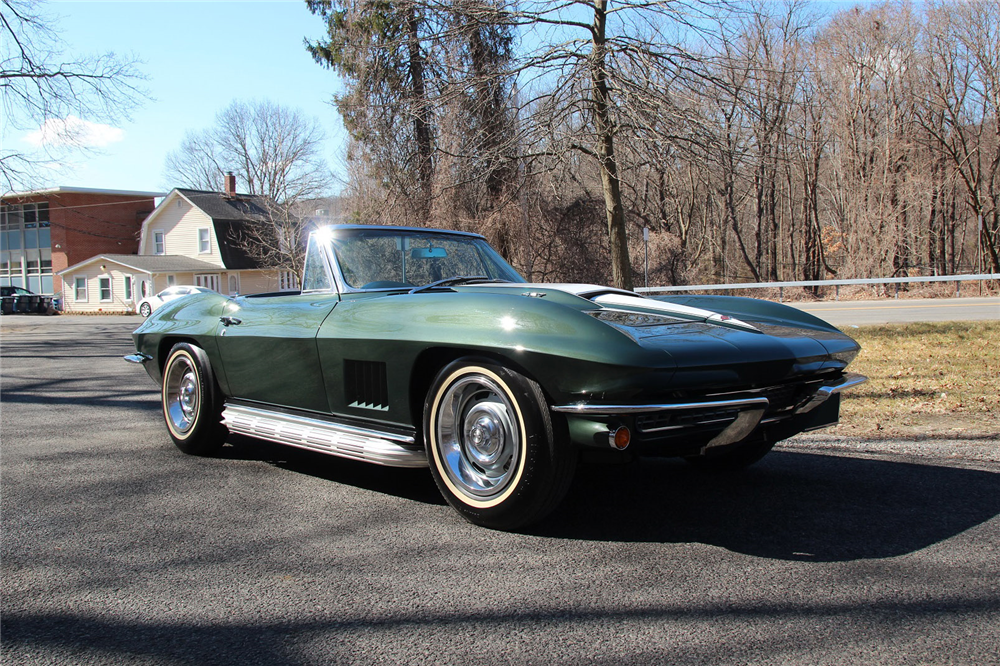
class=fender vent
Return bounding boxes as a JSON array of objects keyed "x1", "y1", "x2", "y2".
[{"x1": 345, "y1": 360, "x2": 389, "y2": 411}]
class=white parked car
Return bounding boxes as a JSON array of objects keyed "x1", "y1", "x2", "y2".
[{"x1": 136, "y1": 286, "x2": 214, "y2": 317}]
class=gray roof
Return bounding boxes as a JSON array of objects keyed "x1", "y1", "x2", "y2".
[
  {"x1": 58, "y1": 254, "x2": 225, "y2": 275},
  {"x1": 174, "y1": 189, "x2": 279, "y2": 270},
  {"x1": 175, "y1": 188, "x2": 272, "y2": 222}
]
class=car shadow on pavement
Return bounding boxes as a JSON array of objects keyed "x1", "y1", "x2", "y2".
[
  {"x1": 217, "y1": 434, "x2": 999, "y2": 562},
  {"x1": 533, "y1": 450, "x2": 1000, "y2": 561},
  {"x1": 218, "y1": 434, "x2": 446, "y2": 506}
]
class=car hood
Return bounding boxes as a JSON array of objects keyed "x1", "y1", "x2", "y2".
[{"x1": 468, "y1": 282, "x2": 860, "y2": 387}]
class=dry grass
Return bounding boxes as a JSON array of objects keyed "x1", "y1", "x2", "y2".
[{"x1": 836, "y1": 320, "x2": 1000, "y2": 438}]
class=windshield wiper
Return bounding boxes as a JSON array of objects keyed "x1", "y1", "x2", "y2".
[{"x1": 408, "y1": 276, "x2": 508, "y2": 294}]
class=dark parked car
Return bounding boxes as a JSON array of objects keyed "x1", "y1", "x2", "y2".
[
  {"x1": 126, "y1": 225, "x2": 866, "y2": 529},
  {"x1": 0, "y1": 286, "x2": 56, "y2": 315}
]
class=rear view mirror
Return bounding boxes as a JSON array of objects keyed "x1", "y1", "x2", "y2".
[{"x1": 411, "y1": 247, "x2": 447, "y2": 259}]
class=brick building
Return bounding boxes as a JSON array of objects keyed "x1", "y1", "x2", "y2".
[{"x1": 1, "y1": 186, "x2": 162, "y2": 295}]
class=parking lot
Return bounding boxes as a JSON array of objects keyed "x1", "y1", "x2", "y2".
[{"x1": 2, "y1": 315, "x2": 999, "y2": 665}]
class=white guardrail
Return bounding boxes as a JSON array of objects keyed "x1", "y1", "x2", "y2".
[{"x1": 636, "y1": 273, "x2": 1000, "y2": 301}]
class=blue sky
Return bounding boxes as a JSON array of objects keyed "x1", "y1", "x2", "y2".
[{"x1": 20, "y1": 0, "x2": 346, "y2": 194}]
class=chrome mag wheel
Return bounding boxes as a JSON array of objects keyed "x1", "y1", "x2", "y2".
[
  {"x1": 164, "y1": 353, "x2": 200, "y2": 435},
  {"x1": 160, "y1": 343, "x2": 225, "y2": 456},
  {"x1": 435, "y1": 373, "x2": 520, "y2": 500}
]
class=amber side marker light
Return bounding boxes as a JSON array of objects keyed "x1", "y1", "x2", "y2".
[{"x1": 609, "y1": 426, "x2": 631, "y2": 450}]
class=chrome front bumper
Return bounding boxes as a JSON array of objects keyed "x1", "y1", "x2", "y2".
[
  {"x1": 550, "y1": 373, "x2": 868, "y2": 416},
  {"x1": 124, "y1": 352, "x2": 153, "y2": 364},
  {"x1": 552, "y1": 373, "x2": 868, "y2": 453}
]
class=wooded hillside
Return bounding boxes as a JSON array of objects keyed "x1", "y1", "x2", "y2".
[{"x1": 307, "y1": 0, "x2": 999, "y2": 288}]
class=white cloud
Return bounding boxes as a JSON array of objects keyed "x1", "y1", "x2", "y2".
[{"x1": 24, "y1": 116, "x2": 125, "y2": 148}]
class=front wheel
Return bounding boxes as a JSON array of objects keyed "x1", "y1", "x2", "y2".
[
  {"x1": 161, "y1": 343, "x2": 226, "y2": 455},
  {"x1": 424, "y1": 358, "x2": 575, "y2": 530}
]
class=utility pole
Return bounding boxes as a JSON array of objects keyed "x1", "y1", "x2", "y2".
[{"x1": 643, "y1": 227, "x2": 649, "y2": 289}]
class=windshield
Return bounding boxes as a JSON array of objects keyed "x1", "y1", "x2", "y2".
[{"x1": 329, "y1": 228, "x2": 524, "y2": 290}]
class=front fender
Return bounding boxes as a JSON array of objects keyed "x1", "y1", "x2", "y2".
[{"x1": 131, "y1": 292, "x2": 231, "y2": 386}]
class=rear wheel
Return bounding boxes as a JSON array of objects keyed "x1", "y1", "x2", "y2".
[
  {"x1": 424, "y1": 358, "x2": 575, "y2": 530},
  {"x1": 161, "y1": 343, "x2": 226, "y2": 455},
  {"x1": 139, "y1": 302, "x2": 152, "y2": 317}
]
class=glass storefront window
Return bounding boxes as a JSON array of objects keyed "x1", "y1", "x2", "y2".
[{"x1": 0, "y1": 203, "x2": 54, "y2": 293}]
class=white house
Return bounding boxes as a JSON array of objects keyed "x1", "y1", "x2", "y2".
[{"x1": 58, "y1": 182, "x2": 300, "y2": 313}]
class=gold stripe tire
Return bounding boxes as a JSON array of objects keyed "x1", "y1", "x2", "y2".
[
  {"x1": 161, "y1": 343, "x2": 226, "y2": 456},
  {"x1": 424, "y1": 358, "x2": 576, "y2": 530}
]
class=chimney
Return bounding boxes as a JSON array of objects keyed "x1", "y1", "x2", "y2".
[{"x1": 224, "y1": 172, "x2": 237, "y2": 198}]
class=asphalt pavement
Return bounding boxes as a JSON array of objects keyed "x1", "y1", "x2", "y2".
[
  {"x1": 2, "y1": 315, "x2": 998, "y2": 665},
  {"x1": 790, "y1": 296, "x2": 999, "y2": 327}
]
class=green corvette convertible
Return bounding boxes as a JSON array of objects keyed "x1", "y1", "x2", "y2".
[{"x1": 126, "y1": 225, "x2": 866, "y2": 529}]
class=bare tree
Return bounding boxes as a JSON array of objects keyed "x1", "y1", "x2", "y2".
[
  {"x1": 164, "y1": 98, "x2": 336, "y2": 275},
  {"x1": 309, "y1": 0, "x2": 997, "y2": 288},
  {"x1": 509, "y1": 0, "x2": 722, "y2": 290},
  {"x1": 919, "y1": 0, "x2": 1000, "y2": 273},
  {"x1": 164, "y1": 99, "x2": 334, "y2": 203},
  {"x1": 1, "y1": 0, "x2": 146, "y2": 192}
]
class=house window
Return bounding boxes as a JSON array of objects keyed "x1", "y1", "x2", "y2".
[
  {"x1": 153, "y1": 231, "x2": 165, "y2": 255},
  {"x1": 228, "y1": 274, "x2": 239, "y2": 295},
  {"x1": 198, "y1": 228, "x2": 210, "y2": 254},
  {"x1": 195, "y1": 273, "x2": 220, "y2": 292},
  {"x1": 74, "y1": 277, "x2": 87, "y2": 301},
  {"x1": 124, "y1": 276, "x2": 133, "y2": 301},
  {"x1": 167, "y1": 274, "x2": 176, "y2": 286},
  {"x1": 279, "y1": 270, "x2": 300, "y2": 291},
  {"x1": 99, "y1": 277, "x2": 112, "y2": 301}
]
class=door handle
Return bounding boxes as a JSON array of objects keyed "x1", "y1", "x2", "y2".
[{"x1": 220, "y1": 316, "x2": 242, "y2": 326}]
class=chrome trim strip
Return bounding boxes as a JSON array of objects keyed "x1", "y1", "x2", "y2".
[
  {"x1": 701, "y1": 406, "x2": 767, "y2": 453},
  {"x1": 221, "y1": 404, "x2": 426, "y2": 468},
  {"x1": 326, "y1": 223, "x2": 487, "y2": 240},
  {"x1": 124, "y1": 352, "x2": 152, "y2": 364},
  {"x1": 551, "y1": 397, "x2": 770, "y2": 415},
  {"x1": 639, "y1": 416, "x2": 736, "y2": 434},
  {"x1": 795, "y1": 373, "x2": 869, "y2": 414}
]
